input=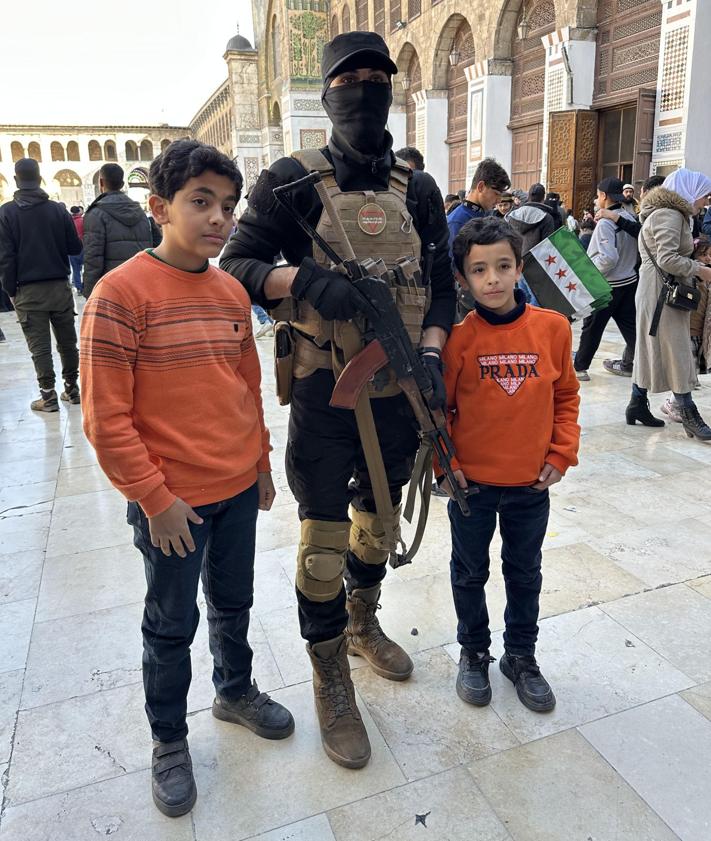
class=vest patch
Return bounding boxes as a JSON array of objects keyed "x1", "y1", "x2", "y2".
[
  {"x1": 478, "y1": 353, "x2": 540, "y2": 395},
  {"x1": 357, "y1": 202, "x2": 387, "y2": 236}
]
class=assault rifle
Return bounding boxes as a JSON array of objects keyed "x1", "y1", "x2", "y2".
[{"x1": 272, "y1": 171, "x2": 470, "y2": 522}]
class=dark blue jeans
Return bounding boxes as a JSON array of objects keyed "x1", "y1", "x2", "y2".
[
  {"x1": 69, "y1": 251, "x2": 83, "y2": 292},
  {"x1": 128, "y1": 483, "x2": 258, "y2": 742},
  {"x1": 448, "y1": 484, "x2": 550, "y2": 657}
]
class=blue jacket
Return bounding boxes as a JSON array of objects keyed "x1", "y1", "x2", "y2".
[
  {"x1": 702, "y1": 206, "x2": 711, "y2": 237},
  {"x1": 447, "y1": 202, "x2": 490, "y2": 253}
]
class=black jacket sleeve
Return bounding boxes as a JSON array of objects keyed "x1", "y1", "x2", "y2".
[
  {"x1": 220, "y1": 157, "x2": 321, "y2": 307},
  {"x1": 82, "y1": 209, "x2": 106, "y2": 295},
  {"x1": 0, "y1": 210, "x2": 18, "y2": 298},
  {"x1": 408, "y1": 171, "x2": 456, "y2": 333},
  {"x1": 615, "y1": 215, "x2": 642, "y2": 239}
]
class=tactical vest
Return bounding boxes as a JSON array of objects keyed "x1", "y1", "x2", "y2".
[{"x1": 271, "y1": 149, "x2": 428, "y2": 394}]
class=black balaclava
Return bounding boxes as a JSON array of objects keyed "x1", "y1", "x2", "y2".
[{"x1": 322, "y1": 74, "x2": 393, "y2": 157}]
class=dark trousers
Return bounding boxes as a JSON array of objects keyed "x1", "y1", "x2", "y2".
[
  {"x1": 69, "y1": 251, "x2": 84, "y2": 292},
  {"x1": 13, "y1": 281, "x2": 78, "y2": 391},
  {"x1": 286, "y1": 369, "x2": 420, "y2": 644},
  {"x1": 448, "y1": 484, "x2": 550, "y2": 657},
  {"x1": 574, "y1": 281, "x2": 637, "y2": 372},
  {"x1": 128, "y1": 484, "x2": 258, "y2": 743}
]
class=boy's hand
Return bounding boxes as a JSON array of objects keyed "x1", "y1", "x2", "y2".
[
  {"x1": 532, "y1": 463, "x2": 562, "y2": 490},
  {"x1": 257, "y1": 472, "x2": 276, "y2": 511},
  {"x1": 441, "y1": 469, "x2": 468, "y2": 500},
  {"x1": 148, "y1": 498, "x2": 204, "y2": 558}
]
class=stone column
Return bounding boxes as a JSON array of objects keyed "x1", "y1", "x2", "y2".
[
  {"x1": 387, "y1": 106, "x2": 406, "y2": 152},
  {"x1": 652, "y1": 0, "x2": 710, "y2": 173},
  {"x1": 464, "y1": 60, "x2": 513, "y2": 184},
  {"x1": 413, "y1": 90, "x2": 448, "y2": 194},
  {"x1": 540, "y1": 26, "x2": 596, "y2": 185}
]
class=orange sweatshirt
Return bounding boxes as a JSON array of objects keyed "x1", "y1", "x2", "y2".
[
  {"x1": 441, "y1": 305, "x2": 580, "y2": 486},
  {"x1": 80, "y1": 251, "x2": 271, "y2": 517}
]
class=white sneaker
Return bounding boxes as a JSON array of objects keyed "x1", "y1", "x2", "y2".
[
  {"x1": 660, "y1": 398, "x2": 683, "y2": 423},
  {"x1": 255, "y1": 322, "x2": 274, "y2": 338},
  {"x1": 575, "y1": 370, "x2": 590, "y2": 381}
]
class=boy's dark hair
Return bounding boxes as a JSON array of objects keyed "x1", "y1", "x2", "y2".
[
  {"x1": 470, "y1": 158, "x2": 510, "y2": 192},
  {"x1": 69, "y1": 205, "x2": 81, "y2": 214},
  {"x1": 149, "y1": 139, "x2": 243, "y2": 202},
  {"x1": 99, "y1": 163, "x2": 125, "y2": 191},
  {"x1": 395, "y1": 146, "x2": 425, "y2": 171},
  {"x1": 580, "y1": 219, "x2": 595, "y2": 231},
  {"x1": 452, "y1": 216, "x2": 523, "y2": 274},
  {"x1": 444, "y1": 193, "x2": 458, "y2": 203},
  {"x1": 643, "y1": 175, "x2": 665, "y2": 193},
  {"x1": 528, "y1": 183, "x2": 545, "y2": 202}
]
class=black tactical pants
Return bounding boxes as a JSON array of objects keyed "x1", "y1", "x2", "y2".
[
  {"x1": 574, "y1": 281, "x2": 637, "y2": 372},
  {"x1": 13, "y1": 281, "x2": 79, "y2": 391},
  {"x1": 286, "y1": 369, "x2": 420, "y2": 644}
]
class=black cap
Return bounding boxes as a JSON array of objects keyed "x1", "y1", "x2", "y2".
[
  {"x1": 14, "y1": 158, "x2": 41, "y2": 188},
  {"x1": 598, "y1": 176, "x2": 626, "y2": 203},
  {"x1": 321, "y1": 32, "x2": 398, "y2": 82}
]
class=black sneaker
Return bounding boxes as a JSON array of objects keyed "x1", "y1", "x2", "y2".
[
  {"x1": 60, "y1": 382, "x2": 81, "y2": 404},
  {"x1": 152, "y1": 738, "x2": 197, "y2": 817},
  {"x1": 499, "y1": 652, "x2": 556, "y2": 712},
  {"x1": 456, "y1": 649, "x2": 495, "y2": 706},
  {"x1": 212, "y1": 680, "x2": 294, "y2": 739}
]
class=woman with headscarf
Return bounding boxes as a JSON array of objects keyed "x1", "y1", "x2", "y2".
[{"x1": 626, "y1": 169, "x2": 711, "y2": 439}]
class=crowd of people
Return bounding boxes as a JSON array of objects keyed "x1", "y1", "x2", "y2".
[{"x1": 0, "y1": 28, "x2": 710, "y2": 820}]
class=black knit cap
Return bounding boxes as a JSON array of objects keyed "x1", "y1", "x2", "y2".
[
  {"x1": 321, "y1": 32, "x2": 398, "y2": 83},
  {"x1": 14, "y1": 158, "x2": 41, "y2": 188}
]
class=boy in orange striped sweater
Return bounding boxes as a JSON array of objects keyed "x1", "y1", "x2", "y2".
[
  {"x1": 440, "y1": 217, "x2": 580, "y2": 714},
  {"x1": 80, "y1": 140, "x2": 294, "y2": 818}
]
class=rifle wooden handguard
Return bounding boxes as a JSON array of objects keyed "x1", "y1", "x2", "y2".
[{"x1": 330, "y1": 340, "x2": 389, "y2": 409}]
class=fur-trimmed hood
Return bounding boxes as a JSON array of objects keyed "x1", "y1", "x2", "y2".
[{"x1": 639, "y1": 187, "x2": 694, "y2": 222}]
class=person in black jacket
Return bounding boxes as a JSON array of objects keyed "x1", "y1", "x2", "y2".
[
  {"x1": 82, "y1": 163, "x2": 161, "y2": 297},
  {"x1": 0, "y1": 158, "x2": 82, "y2": 411},
  {"x1": 221, "y1": 31, "x2": 455, "y2": 770}
]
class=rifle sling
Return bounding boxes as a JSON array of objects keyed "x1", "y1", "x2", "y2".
[
  {"x1": 335, "y1": 322, "x2": 404, "y2": 566},
  {"x1": 402, "y1": 440, "x2": 434, "y2": 563}
]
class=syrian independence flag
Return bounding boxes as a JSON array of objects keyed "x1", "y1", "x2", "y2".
[{"x1": 523, "y1": 228, "x2": 613, "y2": 320}]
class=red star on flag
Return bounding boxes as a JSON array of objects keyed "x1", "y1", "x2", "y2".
[
  {"x1": 566, "y1": 281, "x2": 577, "y2": 292},
  {"x1": 545, "y1": 255, "x2": 557, "y2": 266},
  {"x1": 556, "y1": 268, "x2": 568, "y2": 279}
]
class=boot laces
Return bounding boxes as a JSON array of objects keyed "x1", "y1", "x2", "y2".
[
  {"x1": 359, "y1": 600, "x2": 388, "y2": 648},
  {"x1": 320, "y1": 658, "x2": 356, "y2": 720}
]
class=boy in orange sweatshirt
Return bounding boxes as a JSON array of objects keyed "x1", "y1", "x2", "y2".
[
  {"x1": 440, "y1": 216, "x2": 580, "y2": 713},
  {"x1": 80, "y1": 140, "x2": 294, "y2": 818}
]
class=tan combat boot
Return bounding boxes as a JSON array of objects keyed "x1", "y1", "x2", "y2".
[
  {"x1": 30, "y1": 389, "x2": 59, "y2": 413},
  {"x1": 345, "y1": 584, "x2": 413, "y2": 681},
  {"x1": 307, "y1": 635, "x2": 371, "y2": 769}
]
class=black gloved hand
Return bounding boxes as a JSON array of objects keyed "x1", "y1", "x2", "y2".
[
  {"x1": 419, "y1": 347, "x2": 446, "y2": 411},
  {"x1": 291, "y1": 257, "x2": 362, "y2": 321}
]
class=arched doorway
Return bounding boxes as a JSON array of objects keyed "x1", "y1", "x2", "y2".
[
  {"x1": 140, "y1": 140, "x2": 154, "y2": 161},
  {"x1": 342, "y1": 4, "x2": 351, "y2": 33},
  {"x1": 405, "y1": 52, "x2": 422, "y2": 148},
  {"x1": 51, "y1": 141, "x2": 66, "y2": 162},
  {"x1": 444, "y1": 20, "x2": 475, "y2": 194},
  {"x1": 104, "y1": 140, "x2": 117, "y2": 161},
  {"x1": 28, "y1": 142, "x2": 42, "y2": 162},
  {"x1": 11, "y1": 142, "x2": 25, "y2": 162},
  {"x1": 161, "y1": 139, "x2": 172, "y2": 152},
  {"x1": 125, "y1": 141, "x2": 139, "y2": 162},
  {"x1": 54, "y1": 169, "x2": 83, "y2": 206},
  {"x1": 509, "y1": 0, "x2": 555, "y2": 190}
]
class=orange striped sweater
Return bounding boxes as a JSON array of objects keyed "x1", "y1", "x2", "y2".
[{"x1": 80, "y1": 250, "x2": 271, "y2": 517}]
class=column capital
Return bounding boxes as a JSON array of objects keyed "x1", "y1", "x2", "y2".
[
  {"x1": 541, "y1": 25, "x2": 597, "y2": 48},
  {"x1": 464, "y1": 59, "x2": 512, "y2": 82}
]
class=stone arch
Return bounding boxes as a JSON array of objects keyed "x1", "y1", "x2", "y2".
[
  {"x1": 11, "y1": 142, "x2": 25, "y2": 162},
  {"x1": 54, "y1": 169, "x2": 82, "y2": 187},
  {"x1": 394, "y1": 43, "x2": 423, "y2": 146},
  {"x1": 432, "y1": 13, "x2": 474, "y2": 91},
  {"x1": 331, "y1": 12, "x2": 338, "y2": 36},
  {"x1": 271, "y1": 100, "x2": 282, "y2": 125},
  {"x1": 104, "y1": 140, "x2": 117, "y2": 161},
  {"x1": 28, "y1": 142, "x2": 42, "y2": 162},
  {"x1": 493, "y1": 0, "x2": 559, "y2": 60},
  {"x1": 393, "y1": 42, "x2": 418, "y2": 107},
  {"x1": 125, "y1": 140, "x2": 139, "y2": 161},
  {"x1": 66, "y1": 141, "x2": 80, "y2": 161},
  {"x1": 161, "y1": 139, "x2": 171, "y2": 152},
  {"x1": 54, "y1": 169, "x2": 83, "y2": 206},
  {"x1": 51, "y1": 141, "x2": 65, "y2": 162},
  {"x1": 342, "y1": 4, "x2": 351, "y2": 33},
  {"x1": 140, "y1": 139, "x2": 154, "y2": 161},
  {"x1": 88, "y1": 140, "x2": 102, "y2": 161},
  {"x1": 269, "y1": 13, "x2": 282, "y2": 83}
]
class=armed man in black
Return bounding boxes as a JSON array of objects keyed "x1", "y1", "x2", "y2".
[{"x1": 221, "y1": 32, "x2": 455, "y2": 769}]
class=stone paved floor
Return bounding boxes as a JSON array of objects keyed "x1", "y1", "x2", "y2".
[{"x1": 2, "y1": 301, "x2": 711, "y2": 841}]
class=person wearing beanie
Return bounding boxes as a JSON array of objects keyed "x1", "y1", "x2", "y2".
[
  {"x1": 220, "y1": 30, "x2": 456, "y2": 770},
  {"x1": 0, "y1": 158, "x2": 82, "y2": 411}
]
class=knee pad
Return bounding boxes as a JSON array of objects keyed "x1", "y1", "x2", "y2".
[
  {"x1": 349, "y1": 506, "x2": 402, "y2": 565},
  {"x1": 296, "y1": 519, "x2": 349, "y2": 602}
]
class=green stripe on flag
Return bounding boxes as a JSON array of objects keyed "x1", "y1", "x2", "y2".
[{"x1": 549, "y1": 228, "x2": 612, "y2": 302}]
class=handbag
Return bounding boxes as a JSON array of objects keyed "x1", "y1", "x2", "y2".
[{"x1": 639, "y1": 223, "x2": 700, "y2": 337}]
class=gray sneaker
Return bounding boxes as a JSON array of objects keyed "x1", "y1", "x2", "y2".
[{"x1": 575, "y1": 370, "x2": 590, "y2": 382}]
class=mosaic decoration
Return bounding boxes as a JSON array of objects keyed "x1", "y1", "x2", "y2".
[
  {"x1": 300, "y1": 129, "x2": 327, "y2": 148},
  {"x1": 655, "y1": 131, "x2": 683, "y2": 153},
  {"x1": 238, "y1": 133, "x2": 261, "y2": 144},
  {"x1": 244, "y1": 157, "x2": 259, "y2": 189},
  {"x1": 293, "y1": 99, "x2": 324, "y2": 112},
  {"x1": 660, "y1": 26, "x2": 689, "y2": 112},
  {"x1": 288, "y1": 9, "x2": 328, "y2": 80}
]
